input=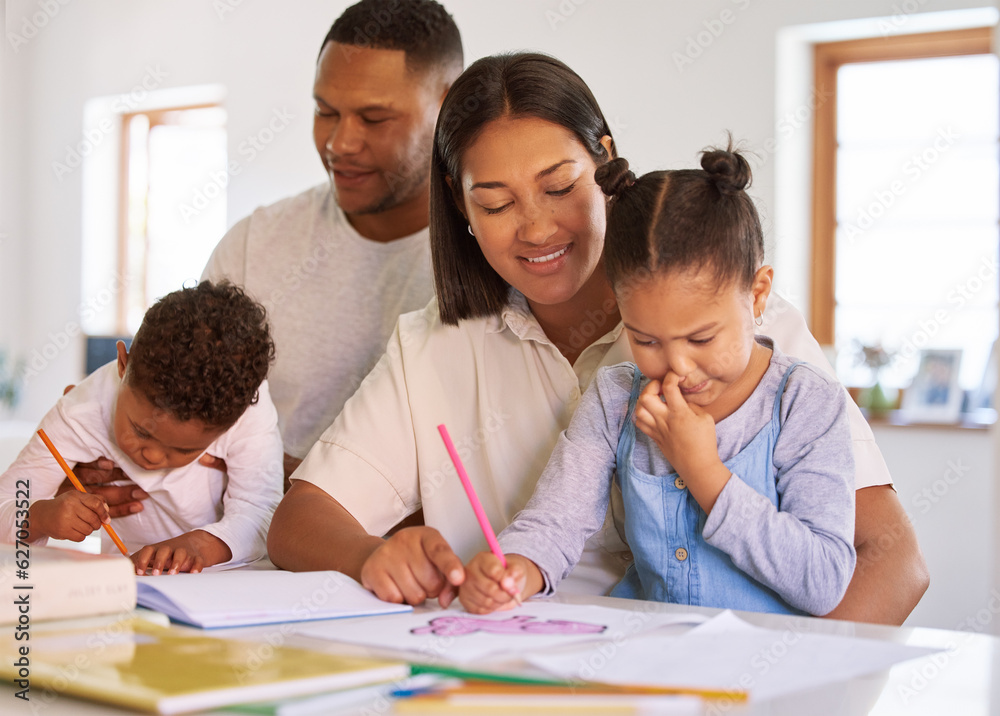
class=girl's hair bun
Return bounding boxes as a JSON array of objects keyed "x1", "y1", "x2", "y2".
[
  {"x1": 595, "y1": 157, "x2": 636, "y2": 199},
  {"x1": 701, "y1": 145, "x2": 751, "y2": 195}
]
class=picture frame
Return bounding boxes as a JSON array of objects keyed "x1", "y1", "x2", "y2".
[
  {"x1": 900, "y1": 348, "x2": 964, "y2": 423},
  {"x1": 970, "y1": 339, "x2": 998, "y2": 411}
]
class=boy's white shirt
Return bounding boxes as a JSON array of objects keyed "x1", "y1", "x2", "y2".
[{"x1": 0, "y1": 362, "x2": 284, "y2": 565}]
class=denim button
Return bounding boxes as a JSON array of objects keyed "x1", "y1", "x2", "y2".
[
  {"x1": 675, "y1": 547, "x2": 688, "y2": 561},
  {"x1": 674, "y1": 477, "x2": 686, "y2": 489}
]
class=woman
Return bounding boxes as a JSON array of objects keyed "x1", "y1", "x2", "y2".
[{"x1": 268, "y1": 52, "x2": 927, "y2": 624}]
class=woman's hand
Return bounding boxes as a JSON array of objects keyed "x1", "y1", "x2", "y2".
[
  {"x1": 459, "y1": 552, "x2": 539, "y2": 614},
  {"x1": 359, "y1": 526, "x2": 466, "y2": 607},
  {"x1": 634, "y1": 373, "x2": 731, "y2": 513},
  {"x1": 132, "y1": 529, "x2": 232, "y2": 575}
]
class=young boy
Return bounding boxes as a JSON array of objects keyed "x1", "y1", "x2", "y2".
[{"x1": 0, "y1": 281, "x2": 284, "y2": 575}]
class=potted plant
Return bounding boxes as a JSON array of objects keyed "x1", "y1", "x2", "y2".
[
  {"x1": 855, "y1": 342, "x2": 897, "y2": 418},
  {"x1": 0, "y1": 349, "x2": 23, "y2": 413}
]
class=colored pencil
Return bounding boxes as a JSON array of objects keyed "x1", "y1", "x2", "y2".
[
  {"x1": 437, "y1": 423, "x2": 522, "y2": 605},
  {"x1": 437, "y1": 424, "x2": 504, "y2": 566},
  {"x1": 36, "y1": 429, "x2": 130, "y2": 557},
  {"x1": 407, "y1": 664, "x2": 747, "y2": 702},
  {"x1": 410, "y1": 663, "x2": 571, "y2": 687},
  {"x1": 411, "y1": 681, "x2": 747, "y2": 701}
]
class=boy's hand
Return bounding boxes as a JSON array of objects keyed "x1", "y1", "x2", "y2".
[
  {"x1": 634, "y1": 373, "x2": 731, "y2": 513},
  {"x1": 29, "y1": 492, "x2": 109, "y2": 542},
  {"x1": 459, "y1": 552, "x2": 540, "y2": 614},
  {"x1": 132, "y1": 529, "x2": 232, "y2": 576}
]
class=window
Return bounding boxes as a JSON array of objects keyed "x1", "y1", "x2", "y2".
[
  {"x1": 811, "y1": 28, "x2": 998, "y2": 392},
  {"x1": 119, "y1": 105, "x2": 227, "y2": 333},
  {"x1": 79, "y1": 84, "x2": 227, "y2": 342}
]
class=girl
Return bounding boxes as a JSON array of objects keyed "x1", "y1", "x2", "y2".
[{"x1": 460, "y1": 147, "x2": 856, "y2": 616}]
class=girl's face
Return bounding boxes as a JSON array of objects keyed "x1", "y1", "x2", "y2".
[
  {"x1": 619, "y1": 265, "x2": 773, "y2": 411},
  {"x1": 454, "y1": 116, "x2": 613, "y2": 308}
]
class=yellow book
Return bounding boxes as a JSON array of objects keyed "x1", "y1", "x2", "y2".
[
  {"x1": 0, "y1": 617, "x2": 408, "y2": 714},
  {"x1": 0, "y1": 542, "x2": 136, "y2": 624}
]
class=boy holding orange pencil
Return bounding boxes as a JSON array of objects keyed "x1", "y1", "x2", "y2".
[{"x1": 0, "y1": 281, "x2": 284, "y2": 575}]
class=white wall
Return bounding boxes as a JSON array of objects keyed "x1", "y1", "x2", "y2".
[
  {"x1": 1, "y1": 0, "x2": 997, "y2": 629},
  {"x1": 873, "y1": 424, "x2": 995, "y2": 630}
]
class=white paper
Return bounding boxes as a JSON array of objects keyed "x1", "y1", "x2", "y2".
[
  {"x1": 528, "y1": 610, "x2": 941, "y2": 701},
  {"x1": 136, "y1": 570, "x2": 412, "y2": 628},
  {"x1": 294, "y1": 600, "x2": 706, "y2": 663}
]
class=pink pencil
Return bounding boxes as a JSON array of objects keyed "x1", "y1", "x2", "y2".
[{"x1": 437, "y1": 424, "x2": 507, "y2": 568}]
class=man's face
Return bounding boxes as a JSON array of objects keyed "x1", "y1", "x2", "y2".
[{"x1": 313, "y1": 42, "x2": 442, "y2": 219}]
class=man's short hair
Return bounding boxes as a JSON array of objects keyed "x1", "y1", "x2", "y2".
[{"x1": 320, "y1": 0, "x2": 463, "y2": 74}]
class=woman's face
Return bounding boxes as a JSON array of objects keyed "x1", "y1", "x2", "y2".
[{"x1": 455, "y1": 116, "x2": 612, "y2": 308}]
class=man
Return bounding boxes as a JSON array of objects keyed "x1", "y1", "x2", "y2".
[{"x1": 202, "y1": 0, "x2": 462, "y2": 483}]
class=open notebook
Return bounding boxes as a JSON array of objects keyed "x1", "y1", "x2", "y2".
[{"x1": 136, "y1": 570, "x2": 411, "y2": 628}]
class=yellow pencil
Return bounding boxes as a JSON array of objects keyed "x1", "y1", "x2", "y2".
[
  {"x1": 417, "y1": 681, "x2": 747, "y2": 701},
  {"x1": 36, "y1": 429, "x2": 130, "y2": 557}
]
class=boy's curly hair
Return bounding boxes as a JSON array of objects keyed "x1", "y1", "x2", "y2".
[{"x1": 125, "y1": 281, "x2": 275, "y2": 429}]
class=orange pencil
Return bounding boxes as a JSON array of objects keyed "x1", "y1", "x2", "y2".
[{"x1": 36, "y1": 429, "x2": 130, "y2": 557}]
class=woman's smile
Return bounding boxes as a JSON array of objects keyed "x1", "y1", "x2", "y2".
[{"x1": 459, "y1": 116, "x2": 611, "y2": 308}]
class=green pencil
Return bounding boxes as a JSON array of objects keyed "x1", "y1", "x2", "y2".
[
  {"x1": 407, "y1": 663, "x2": 748, "y2": 702},
  {"x1": 409, "y1": 664, "x2": 572, "y2": 687}
]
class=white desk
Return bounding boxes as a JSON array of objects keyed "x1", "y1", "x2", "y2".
[{"x1": 4, "y1": 595, "x2": 997, "y2": 715}]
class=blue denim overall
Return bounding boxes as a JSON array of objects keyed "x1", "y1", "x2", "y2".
[{"x1": 609, "y1": 363, "x2": 804, "y2": 615}]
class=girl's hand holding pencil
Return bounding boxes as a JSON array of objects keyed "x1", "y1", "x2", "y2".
[{"x1": 459, "y1": 551, "x2": 541, "y2": 614}]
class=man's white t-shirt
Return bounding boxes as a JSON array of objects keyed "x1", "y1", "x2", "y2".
[{"x1": 202, "y1": 183, "x2": 434, "y2": 458}]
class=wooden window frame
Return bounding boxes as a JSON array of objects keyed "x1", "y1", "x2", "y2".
[
  {"x1": 810, "y1": 26, "x2": 993, "y2": 345},
  {"x1": 115, "y1": 103, "x2": 222, "y2": 332}
]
